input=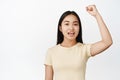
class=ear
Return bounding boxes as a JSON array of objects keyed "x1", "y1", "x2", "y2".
[{"x1": 59, "y1": 26, "x2": 62, "y2": 32}]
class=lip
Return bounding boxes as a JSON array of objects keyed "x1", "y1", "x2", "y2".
[{"x1": 67, "y1": 32, "x2": 75, "y2": 36}]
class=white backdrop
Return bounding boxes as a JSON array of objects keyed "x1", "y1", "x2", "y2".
[{"x1": 0, "y1": 0, "x2": 120, "y2": 80}]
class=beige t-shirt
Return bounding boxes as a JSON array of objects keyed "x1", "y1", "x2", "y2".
[{"x1": 44, "y1": 42, "x2": 91, "y2": 80}]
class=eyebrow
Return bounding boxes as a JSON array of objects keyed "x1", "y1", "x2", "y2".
[
  {"x1": 63, "y1": 21, "x2": 69, "y2": 23},
  {"x1": 63, "y1": 21, "x2": 78, "y2": 23}
]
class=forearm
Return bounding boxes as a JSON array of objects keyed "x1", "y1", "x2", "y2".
[{"x1": 95, "y1": 12, "x2": 113, "y2": 45}]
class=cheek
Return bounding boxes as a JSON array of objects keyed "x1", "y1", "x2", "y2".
[
  {"x1": 61, "y1": 26, "x2": 68, "y2": 32},
  {"x1": 59, "y1": 27, "x2": 67, "y2": 36},
  {"x1": 75, "y1": 26, "x2": 80, "y2": 33}
]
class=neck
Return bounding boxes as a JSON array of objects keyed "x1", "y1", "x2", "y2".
[{"x1": 61, "y1": 39, "x2": 77, "y2": 47}]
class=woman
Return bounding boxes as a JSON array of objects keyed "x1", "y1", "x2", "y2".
[{"x1": 44, "y1": 5, "x2": 113, "y2": 80}]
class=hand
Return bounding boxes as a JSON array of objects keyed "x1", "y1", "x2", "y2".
[{"x1": 86, "y1": 5, "x2": 99, "y2": 17}]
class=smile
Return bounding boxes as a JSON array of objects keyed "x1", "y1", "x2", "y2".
[{"x1": 68, "y1": 32, "x2": 75, "y2": 36}]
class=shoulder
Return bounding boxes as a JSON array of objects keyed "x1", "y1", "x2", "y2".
[
  {"x1": 48, "y1": 44, "x2": 59, "y2": 50},
  {"x1": 47, "y1": 44, "x2": 59, "y2": 53},
  {"x1": 77, "y1": 42, "x2": 91, "y2": 53},
  {"x1": 77, "y1": 42, "x2": 91, "y2": 47}
]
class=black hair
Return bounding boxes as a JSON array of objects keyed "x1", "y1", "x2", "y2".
[{"x1": 57, "y1": 11, "x2": 83, "y2": 44}]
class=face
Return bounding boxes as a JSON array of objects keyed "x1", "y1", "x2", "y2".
[{"x1": 60, "y1": 14, "x2": 79, "y2": 42}]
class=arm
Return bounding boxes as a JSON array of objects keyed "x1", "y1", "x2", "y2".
[
  {"x1": 45, "y1": 65, "x2": 53, "y2": 80},
  {"x1": 86, "y1": 5, "x2": 113, "y2": 56}
]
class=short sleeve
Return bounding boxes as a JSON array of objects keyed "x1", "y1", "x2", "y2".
[
  {"x1": 44, "y1": 49, "x2": 52, "y2": 66},
  {"x1": 85, "y1": 44, "x2": 92, "y2": 58}
]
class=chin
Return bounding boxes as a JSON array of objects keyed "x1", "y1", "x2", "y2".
[{"x1": 67, "y1": 37, "x2": 76, "y2": 41}]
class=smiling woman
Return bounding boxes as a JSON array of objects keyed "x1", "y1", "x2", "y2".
[
  {"x1": 59, "y1": 14, "x2": 81, "y2": 45},
  {"x1": 0, "y1": 0, "x2": 119, "y2": 80},
  {"x1": 44, "y1": 5, "x2": 113, "y2": 80},
  {"x1": 57, "y1": 11, "x2": 83, "y2": 45}
]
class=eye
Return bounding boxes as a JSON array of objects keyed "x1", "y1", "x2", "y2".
[
  {"x1": 74, "y1": 23, "x2": 79, "y2": 26},
  {"x1": 65, "y1": 23, "x2": 69, "y2": 26}
]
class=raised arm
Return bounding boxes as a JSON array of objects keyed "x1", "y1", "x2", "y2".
[{"x1": 86, "y1": 5, "x2": 113, "y2": 56}]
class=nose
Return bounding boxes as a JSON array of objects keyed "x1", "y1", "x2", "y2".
[{"x1": 69, "y1": 25, "x2": 74, "y2": 30}]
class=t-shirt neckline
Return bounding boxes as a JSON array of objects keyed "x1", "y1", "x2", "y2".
[{"x1": 58, "y1": 42, "x2": 80, "y2": 49}]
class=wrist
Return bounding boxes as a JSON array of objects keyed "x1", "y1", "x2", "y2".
[{"x1": 95, "y1": 12, "x2": 101, "y2": 19}]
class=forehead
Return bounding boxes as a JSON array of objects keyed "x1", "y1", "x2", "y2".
[{"x1": 63, "y1": 14, "x2": 78, "y2": 22}]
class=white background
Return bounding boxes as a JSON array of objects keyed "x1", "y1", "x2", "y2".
[{"x1": 0, "y1": 0, "x2": 120, "y2": 80}]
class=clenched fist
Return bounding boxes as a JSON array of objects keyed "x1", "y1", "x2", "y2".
[{"x1": 86, "y1": 5, "x2": 99, "y2": 17}]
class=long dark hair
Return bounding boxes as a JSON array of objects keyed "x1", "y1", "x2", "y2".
[{"x1": 57, "y1": 11, "x2": 83, "y2": 44}]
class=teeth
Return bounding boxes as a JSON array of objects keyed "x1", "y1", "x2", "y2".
[{"x1": 68, "y1": 32, "x2": 75, "y2": 36}]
